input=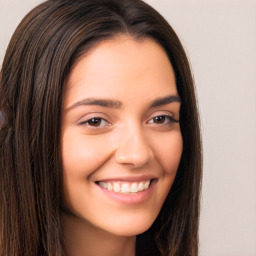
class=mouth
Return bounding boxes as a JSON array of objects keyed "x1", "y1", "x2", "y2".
[
  {"x1": 95, "y1": 179, "x2": 155, "y2": 194},
  {"x1": 94, "y1": 177, "x2": 158, "y2": 204}
]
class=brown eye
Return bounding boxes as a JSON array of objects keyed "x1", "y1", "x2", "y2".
[
  {"x1": 153, "y1": 116, "x2": 166, "y2": 124},
  {"x1": 87, "y1": 118, "x2": 103, "y2": 127},
  {"x1": 79, "y1": 116, "x2": 111, "y2": 130},
  {"x1": 147, "y1": 115, "x2": 178, "y2": 125}
]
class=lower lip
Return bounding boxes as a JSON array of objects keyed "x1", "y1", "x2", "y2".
[{"x1": 95, "y1": 180, "x2": 157, "y2": 205}]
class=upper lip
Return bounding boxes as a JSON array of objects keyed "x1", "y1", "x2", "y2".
[{"x1": 94, "y1": 175, "x2": 158, "y2": 183}]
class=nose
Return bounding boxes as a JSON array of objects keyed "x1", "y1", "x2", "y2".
[{"x1": 115, "y1": 125, "x2": 153, "y2": 168}]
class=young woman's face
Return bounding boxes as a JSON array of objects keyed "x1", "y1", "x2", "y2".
[{"x1": 61, "y1": 36, "x2": 183, "y2": 236}]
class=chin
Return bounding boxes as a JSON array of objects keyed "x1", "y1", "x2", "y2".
[{"x1": 92, "y1": 210, "x2": 159, "y2": 237}]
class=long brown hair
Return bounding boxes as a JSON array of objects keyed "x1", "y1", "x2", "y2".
[{"x1": 0, "y1": 0, "x2": 202, "y2": 255}]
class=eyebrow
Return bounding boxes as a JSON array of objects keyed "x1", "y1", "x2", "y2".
[
  {"x1": 66, "y1": 95, "x2": 181, "y2": 111},
  {"x1": 149, "y1": 95, "x2": 181, "y2": 108},
  {"x1": 67, "y1": 98, "x2": 122, "y2": 111}
]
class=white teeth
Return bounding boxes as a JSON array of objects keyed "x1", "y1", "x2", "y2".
[
  {"x1": 121, "y1": 183, "x2": 130, "y2": 193},
  {"x1": 107, "y1": 183, "x2": 112, "y2": 191},
  {"x1": 138, "y1": 182, "x2": 144, "y2": 191},
  {"x1": 113, "y1": 182, "x2": 120, "y2": 192},
  {"x1": 144, "y1": 180, "x2": 150, "y2": 190},
  {"x1": 97, "y1": 179, "x2": 152, "y2": 194},
  {"x1": 130, "y1": 183, "x2": 138, "y2": 193},
  {"x1": 99, "y1": 181, "x2": 108, "y2": 189}
]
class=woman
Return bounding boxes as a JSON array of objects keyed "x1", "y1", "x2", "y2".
[{"x1": 0, "y1": 0, "x2": 202, "y2": 255}]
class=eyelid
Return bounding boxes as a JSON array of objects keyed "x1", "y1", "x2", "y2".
[
  {"x1": 146, "y1": 110, "x2": 179, "y2": 123},
  {"x1": 78, "y1": 113, "x2": 112, "y2": 128},
  {"x1": 78, "y1": 112, "x2": 110, "y2": 122},
  {"x1": 164, "y1": 114, "x2": 179, "y2": 123},
  {"x1": 79, "y1": 117, "x2": 109, "y2": 124},
  {"x1": 147, "y1": 115, "x2": 179, "y2": 124}
]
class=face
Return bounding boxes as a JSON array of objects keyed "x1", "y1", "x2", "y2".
[{"x1": 61, "y1": 35, "x2": 183, "y2": 236}]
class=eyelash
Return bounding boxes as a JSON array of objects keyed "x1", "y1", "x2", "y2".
[
  {"x1": 79, "y1": 117, "x2": 111, "y2": 129},
  {"x1": 147, "y1": 115, "x2": 179, "y2": 125},
  {"x1": 79, "y1": 115, "x2": 179, "y2": 129}
]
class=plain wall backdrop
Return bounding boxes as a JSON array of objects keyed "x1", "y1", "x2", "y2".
[{"x1": 0, "y1": 0, "x2": 256, "y2": 255}]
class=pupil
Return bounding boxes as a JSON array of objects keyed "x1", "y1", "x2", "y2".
[
  {"x1": 88, "y1": 118, "x2": 101, "y2": 126},
  {"x1": 154, "y1": 116, "x2": 165, "y2": 124}
]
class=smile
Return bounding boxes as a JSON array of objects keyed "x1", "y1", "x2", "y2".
[{"x1": 96, "y1": 180, "x2": 151, "y2": 194}]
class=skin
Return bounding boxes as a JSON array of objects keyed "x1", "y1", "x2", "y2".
[{"x1": 61, "y1": 35, "x2": 183, "y2": 256}]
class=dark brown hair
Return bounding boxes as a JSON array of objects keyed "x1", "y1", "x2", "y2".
[{"x1": 0, "y1": 0, "x2": 202, "y2": 255}]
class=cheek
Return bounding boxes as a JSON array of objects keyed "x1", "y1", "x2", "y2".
[
  {"x1": 60, "y1": 130, "x2": 115, "y2": 209},
  {"x1": 61, "y1": 130, "x2": 113, "y2": 178},
  {"x1": 150, "y1": 130, "x2": 183, "y2": 205},
  {"x1": 152, "y1": 130, "x2": 183, "y2": 174},
  {"x1": 60, "y1": 129, "x2": 116, "y2": 215}
]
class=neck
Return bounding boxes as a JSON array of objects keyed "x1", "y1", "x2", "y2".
[{"x1": 62, "y1": 213, "x2": 136, "y2": 256}]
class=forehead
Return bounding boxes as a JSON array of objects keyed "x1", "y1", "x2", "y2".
[{"x1": 64, "y1": 35, "x2": 177, "y2": 107}]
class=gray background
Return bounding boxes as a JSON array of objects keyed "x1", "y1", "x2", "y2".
[{"x1": 1, "y1": 0, "x2": 256, "y2": 255}]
